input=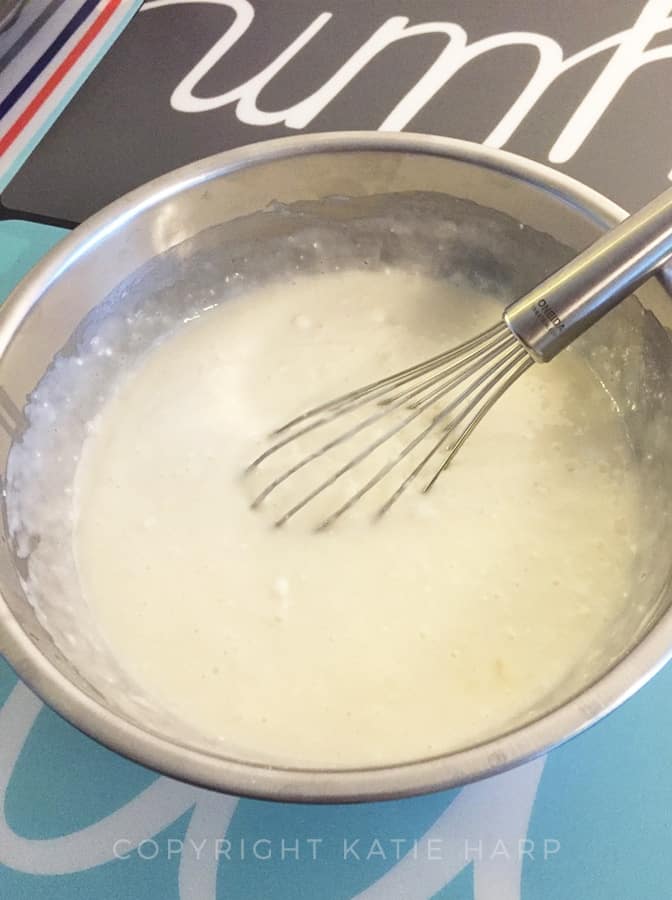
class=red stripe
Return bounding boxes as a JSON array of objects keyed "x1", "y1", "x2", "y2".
[{"x1": 0, "y1": 0, "x2": 123, "y2": 157}]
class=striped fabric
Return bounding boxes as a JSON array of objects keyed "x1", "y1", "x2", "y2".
[{"x1": 0, "y1": 0, "x2": 140, "y2": 189}]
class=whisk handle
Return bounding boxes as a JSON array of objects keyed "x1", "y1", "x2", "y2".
[{"x1": 504, "y1": 186, "x2": 672, "y2": 362}]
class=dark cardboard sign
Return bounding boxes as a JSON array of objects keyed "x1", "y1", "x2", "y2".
[{"x1": 4, "y1": 0, "x2": 672, "y2": 222}]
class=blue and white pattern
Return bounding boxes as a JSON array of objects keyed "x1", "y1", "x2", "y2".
[{"x1": 2, "y1": 636, "x2": 672, "y2": 899}]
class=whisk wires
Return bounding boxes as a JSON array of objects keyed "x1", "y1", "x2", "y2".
[{"x1": 247, "y1": 321, "x2": 533, "y2": 528}]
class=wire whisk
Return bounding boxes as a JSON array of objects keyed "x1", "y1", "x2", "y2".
[
  {"x1": 247, "y1": 182, "x2": 672, "y2": 528},
  {"x1": 247, "y1": 322, "x2": 532, "y2": 528}
]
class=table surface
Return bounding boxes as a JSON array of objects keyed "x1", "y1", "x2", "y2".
[{"x1": 2, "y1": 2, "x2": 672, "y2": 897}]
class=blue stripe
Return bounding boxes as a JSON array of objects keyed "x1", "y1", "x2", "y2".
[{"x1": 0, "y1": 0, "x2": 101, "y2": 123}]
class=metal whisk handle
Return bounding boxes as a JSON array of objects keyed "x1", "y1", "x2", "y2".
[{"x1": 505, "y1": 186, "x2": 672, "y2": 362}]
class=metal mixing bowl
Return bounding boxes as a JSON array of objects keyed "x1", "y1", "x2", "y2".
[{"x1": 2, "y1": 133, "x2": 672, "y2": 802}]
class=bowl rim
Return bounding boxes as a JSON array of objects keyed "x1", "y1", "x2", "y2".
[{"x1": 2, "y1": 131, "x2": 672, "y2": 802}]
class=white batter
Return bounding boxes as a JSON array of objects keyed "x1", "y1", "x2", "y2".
[{"x1": 71, "y1": 268, "x2": 640, "y2": 767}]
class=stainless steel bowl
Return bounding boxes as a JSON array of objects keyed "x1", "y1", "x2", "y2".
[{"x1": 2, "y1": 133, "x2": 672, "y2": 802}]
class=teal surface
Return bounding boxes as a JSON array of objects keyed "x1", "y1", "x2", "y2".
[
  {"x1": 1, "y1": 221, "x2": 671, "y2": 899},
  {"x1": 0, "y1": 219, "x2": 67, "y2": 296}
]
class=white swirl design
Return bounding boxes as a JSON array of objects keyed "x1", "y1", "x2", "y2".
[{"x1": 0, "y1": 680, "x2": 545, "y2": 898}]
